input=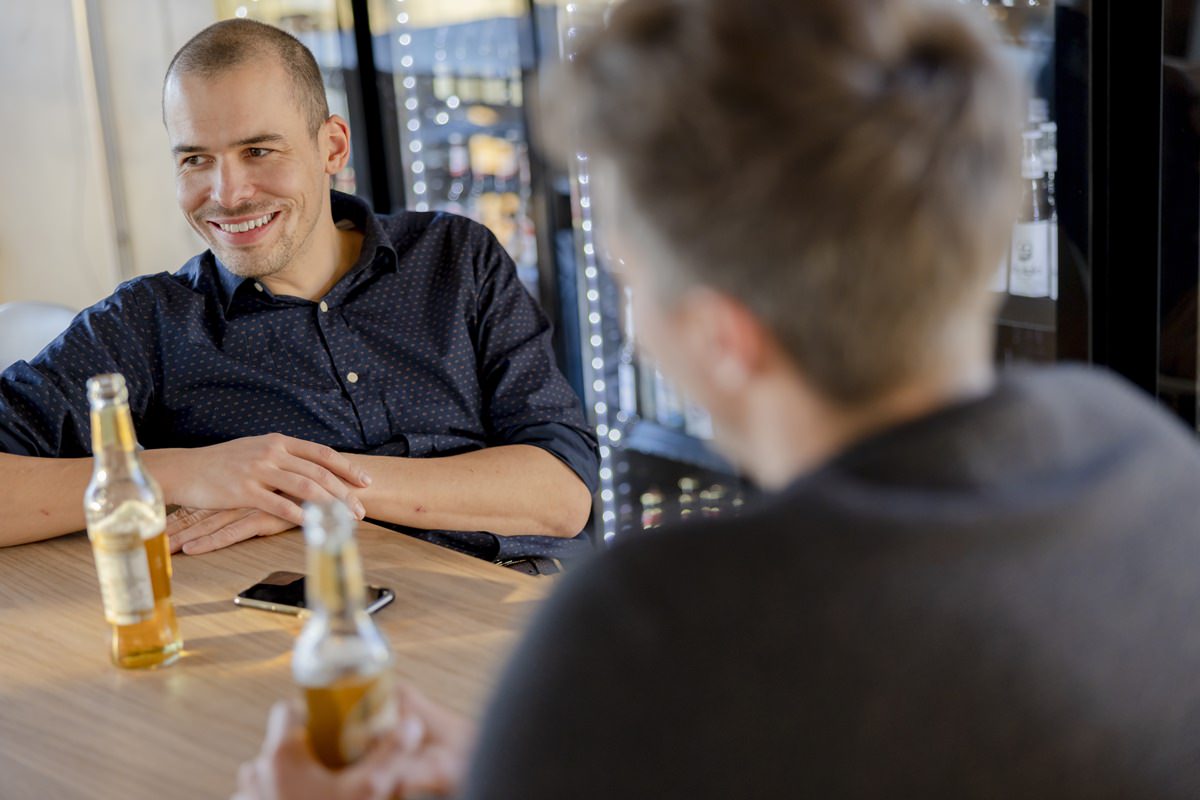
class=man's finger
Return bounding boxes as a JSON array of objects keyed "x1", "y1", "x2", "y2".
[
  {"x1": 388, "y1": 748, "x2": 462, "y2": 798},
  {"x1": 285, "y1": 438, "x2": 372, "y2": 488},
  {"x1": 279, "y1": 454, "x2": 367, "y2": 517},
  {"x1": 250, "y1": 488, "x2": 306, "y2": 527},
  {"x1": 182, "y1": 511, "x2": 284, "y2": 555},
  {"x1": 265, "y1": 467, "x2": 361, "y2": 519},
  {"x1": 169, "y1": 509, "x2": 248, "y2": 552},
  {"x1": 261, "y1": 701, "x2": 298, "y2": 755},
  {"x1": 165, "y1": 507, "x2": 219, "y2": 538},
  {"x1": 339, "y1": 729, "x2": 409, "y2": 799}
]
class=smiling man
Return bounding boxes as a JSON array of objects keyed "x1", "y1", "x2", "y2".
[{"x1": 0, "y1": 19, "x2": 596, "y2": 561}]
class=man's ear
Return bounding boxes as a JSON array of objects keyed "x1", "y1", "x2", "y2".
[
  {"x1": 322, "y1": 114, "x2": 352, "y2": 175},
  {"x1": 675, "y1": 286, "x2": 769, "y2": 395}
]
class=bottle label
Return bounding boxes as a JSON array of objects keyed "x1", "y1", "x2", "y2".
[
  {"x1": 92, "y1": 544, "x2": 155, "y2": 626},
  {"x1": 1009, "y1": 221, "x2": 1051, "y2": 297}
]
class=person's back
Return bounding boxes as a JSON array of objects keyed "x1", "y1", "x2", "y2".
[
  {"x1": 235, "y1": 0, "x2": 1200, "y2": 797},
  {"x1": 470, "y1": 366, "x2": 1200, "y2": 797}
]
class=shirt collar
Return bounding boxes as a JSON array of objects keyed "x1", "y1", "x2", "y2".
[{"x1": 212, "y1": 190, "x2": 399, "y2": 312}]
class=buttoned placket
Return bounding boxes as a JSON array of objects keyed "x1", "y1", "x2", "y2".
[{"x1": 316, "y1": 283, "x2": 390, "y2": 447}]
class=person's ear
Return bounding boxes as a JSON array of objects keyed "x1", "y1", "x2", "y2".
[
  {"x1": 674, "y1": 287, "x2": 768, "y2": 396},
  {"x1": 321, "y1": 114, "x2": 352, "y2": 175}
]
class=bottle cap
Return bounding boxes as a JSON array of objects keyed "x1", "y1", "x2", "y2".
[{"x1": 87, "y1": 373, "x2": 128, "y2": 407}]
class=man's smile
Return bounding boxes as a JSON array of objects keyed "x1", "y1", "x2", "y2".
[{"x1": 207, "y1": 211, "x2": 281, "y2": 244}]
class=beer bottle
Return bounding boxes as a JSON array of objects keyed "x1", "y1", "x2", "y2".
[
  {"x1": 83, "y1": 373, "x2": 183, "y2": 669},
  {"x1": 293, "y1": 501, "x2": 396, "y2": 770}
]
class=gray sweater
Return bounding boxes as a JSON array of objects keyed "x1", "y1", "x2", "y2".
[{"x1": 465, "y1": 366, "x2": 1200, "y2": 798}]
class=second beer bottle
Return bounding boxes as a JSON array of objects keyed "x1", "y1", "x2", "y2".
[{"x1": 293, "y1": 500, "x2": 396, "y2": 769}]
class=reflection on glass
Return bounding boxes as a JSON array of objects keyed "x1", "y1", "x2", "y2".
[
  {"x1": 961, "y1": 0, "x2": 1059, "y2": 364},
  {"x1": 213, "y1": 0, "x2": 358, "y2": 196},
  {"x1": 386, "y1": 0, "x2": 540, "y2": 294}
]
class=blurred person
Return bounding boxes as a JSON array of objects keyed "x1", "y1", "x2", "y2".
[
  {"x1": 238, "y1": 0, "x2": 1200, "y2": 797},
  {"x1": 0, "y1": 20, "x2": 596, "y2": 562}
]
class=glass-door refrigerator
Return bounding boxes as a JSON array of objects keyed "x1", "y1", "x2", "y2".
[
  {"x1": 554, "y1": 1, "x2": 749, "y2": 544},
  {"x1": 379, "y1": 0, "x2": 544, "y2": 297},
  {"x1": 960, "y1": 0, "x2": 1090, "y2": 367}
]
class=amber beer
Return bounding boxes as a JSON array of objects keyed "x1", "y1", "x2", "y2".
[
  {"x1": 294, "y1": 501, "x2": 396, "y2": 769},
  {"x1": 83, "y1": 374, "x2": 183, "y2": 669}
]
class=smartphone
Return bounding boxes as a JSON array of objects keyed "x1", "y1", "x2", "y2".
[{"x1": 234, "y1": 571, "x2": 394, "y2": 616}]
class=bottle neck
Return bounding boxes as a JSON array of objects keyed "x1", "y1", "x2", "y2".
[
  {"x1": 307, "y1": 535, "x2": 368, "y2": 627},
  {"x1": 90, "y1": 402, "x2": 142, "y2": 478}
]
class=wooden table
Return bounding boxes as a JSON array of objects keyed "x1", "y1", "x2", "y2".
[{"x1": 0, "y1": 524, "x2": 549, "y2": 799}]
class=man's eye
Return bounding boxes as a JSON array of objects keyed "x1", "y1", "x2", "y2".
[
  {"x1": 181, "y1": 155, "x2": 206, "y2": 168},
  {"x1": 247, "y1": 147, "x2": 271, "y2": 158}
]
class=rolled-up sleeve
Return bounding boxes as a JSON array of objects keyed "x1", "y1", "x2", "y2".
[
  {"x1": 473, "y1": 231, "x2": 599, "y2": 495},
  {"x1": 0, "y1": 283, "x2": 157, "y2": 457}
]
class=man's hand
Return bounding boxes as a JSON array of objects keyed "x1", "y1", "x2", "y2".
[
  {"x1": 386, "y1": 684, "x2": 475, "y2": 798},
  {"x1": 146, "y1": 434, "x2": 371, "y2": 528},
  {"x1": 233, "y1": 686, "x2": 475, "y2": 800},
  {"x1": 231, "y1": 702, "x2": 409, "y2": 800},
  {"x1": 167, "y1": 507, "x2": 297, "y2": 555}
]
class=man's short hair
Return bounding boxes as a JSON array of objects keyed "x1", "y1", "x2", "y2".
[
  {"x1": 558, "y1": 0, "x2": 1024, "y2": 404},
  {"x1": 164, "y1": 19, "x2": 329, "y2": 137}
]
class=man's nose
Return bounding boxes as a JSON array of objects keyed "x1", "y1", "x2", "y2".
[{"x1": 212, "y1": 158, "x2": 254, "y2": 210}]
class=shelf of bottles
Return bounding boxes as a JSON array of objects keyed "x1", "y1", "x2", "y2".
[
  {"x1": 385, "y1": 0, "x2": 541, "y2": 296},
  {"x1": 962, "y1": 0, "x2": 1059, "y2": 363},
  {"x1": 558, "y1": 1, "x2": 745, "y2": 543},
  {"x1": 216, "y1": 0, "x2": 359, "y2": 196}
]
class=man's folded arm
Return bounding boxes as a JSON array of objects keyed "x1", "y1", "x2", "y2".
[{"x1": 345, "y1": 439, "x2": 593, "y2": 538}]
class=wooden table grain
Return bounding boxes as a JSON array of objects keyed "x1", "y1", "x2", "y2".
[{"x1": 0, "y1": 524, "x2": 549, "y2": 799}]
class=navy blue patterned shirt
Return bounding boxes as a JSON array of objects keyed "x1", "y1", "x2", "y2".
[{"x1": 0, "y1": 191, "x2": 597, "y2": 558}]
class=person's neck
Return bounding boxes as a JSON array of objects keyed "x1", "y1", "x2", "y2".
[
  {"x1": 261, "y1": 218, "x2": 364, "y2": 302},
  {"x1": 742, "y1": 347, "x2": 995, "y2": 491}
]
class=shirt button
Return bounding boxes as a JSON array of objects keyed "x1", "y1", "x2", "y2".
[
  {"x1": 254, "y1": 282, "x2": 264, "y2": 292},
  {"x1": 319, "y1": 301, "x2": 329, "y2": 313},
  {"x1": 346, "y1": 371, "x2": 359, "y2": 384}
]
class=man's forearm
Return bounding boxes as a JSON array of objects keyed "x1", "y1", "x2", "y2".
[
  {"x1": 346, "y1": 445, "x2": 593, "y2": 538},
  {"x1": 0, "y1": 454, "x2": 93, "y2": 545}
]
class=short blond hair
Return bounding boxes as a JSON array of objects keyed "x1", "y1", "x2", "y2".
[{"x1": 559, "y1": 0, "x2": 1023, "y2": 404}]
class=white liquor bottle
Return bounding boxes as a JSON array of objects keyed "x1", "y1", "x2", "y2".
[{"x1": 1009, "y1": 131, "x2": 1051, "y2": 298}]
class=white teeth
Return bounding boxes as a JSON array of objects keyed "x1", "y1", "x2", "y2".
[{"x1": 218, "y1": 213, "x2": 273, "y2": 233}]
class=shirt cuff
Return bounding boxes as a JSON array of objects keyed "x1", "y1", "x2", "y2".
[{"x1": 498, "y1": 421, "x2": 600, "y2": 495}]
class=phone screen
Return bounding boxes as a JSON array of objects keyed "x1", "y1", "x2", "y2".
[{"x1": 235, "y1": 571, "x2": 393, "y2": 615}]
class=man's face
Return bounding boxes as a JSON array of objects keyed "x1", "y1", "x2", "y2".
[{"x1": 164, "y1": 59, "x2": 331, "y2": 279}]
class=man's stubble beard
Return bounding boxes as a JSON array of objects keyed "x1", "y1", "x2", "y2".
[
  {"x1": 214, "y1": 227, "x2": 297, "y2": 279},
  {"x1": 193, "y1": 197, "x2": 311, "y2": 280}
]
